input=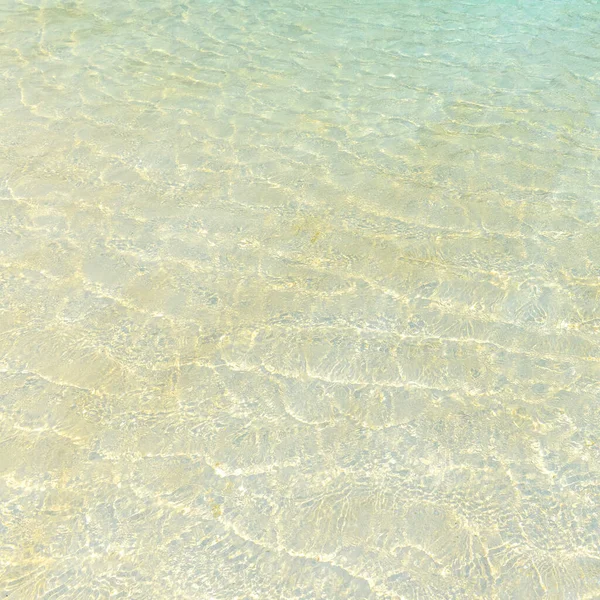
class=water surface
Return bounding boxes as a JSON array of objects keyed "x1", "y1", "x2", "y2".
[{"x1": 1, "y1": 0, "x2": 600, "y2": 598}]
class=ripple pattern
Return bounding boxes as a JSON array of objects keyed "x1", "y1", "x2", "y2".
[{"x1": 1, "y1": 0, "x2": 600, "y2": 598}]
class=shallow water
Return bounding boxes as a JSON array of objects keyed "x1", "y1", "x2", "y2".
[{"x1": 1, "y1": 0, "x2": 600, "y2": 598}]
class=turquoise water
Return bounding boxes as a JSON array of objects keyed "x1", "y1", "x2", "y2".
[{"x1": 1, "y1": 0, "x2": 600, "y2": 598}]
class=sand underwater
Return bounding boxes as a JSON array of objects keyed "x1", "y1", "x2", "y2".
[{"x1": 0, "y1": 0, "x2": 600, "y2": 598}]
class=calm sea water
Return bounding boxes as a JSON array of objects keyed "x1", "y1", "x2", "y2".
[{"x1": 1, "y1": 0, "x2": 599, "y2": 598}]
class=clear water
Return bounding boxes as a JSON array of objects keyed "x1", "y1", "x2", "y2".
[{"x1": 1, "y1": 0, "x2": 599, "y2": 598}]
